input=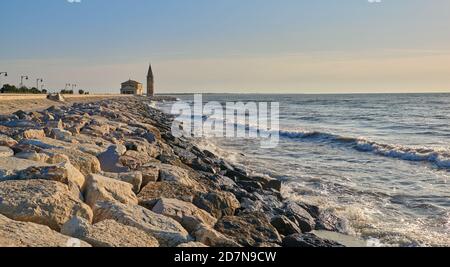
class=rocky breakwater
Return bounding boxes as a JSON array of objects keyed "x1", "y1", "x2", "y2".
[{"x1": 0, "y1": 97, "x2": 348, "y2": 247}]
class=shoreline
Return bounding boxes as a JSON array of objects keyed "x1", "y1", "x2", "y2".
[{"x1": 0, "y1": 96, "x2": 349, "y2": 247}]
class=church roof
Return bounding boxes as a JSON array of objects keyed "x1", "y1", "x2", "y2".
[{"x1": 121, "y1": 79, "x2": 142, "y2": 85}]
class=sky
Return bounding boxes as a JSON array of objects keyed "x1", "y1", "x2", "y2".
[{"x1": 0, "y1": 0, "x2": 449, "y2": 94}]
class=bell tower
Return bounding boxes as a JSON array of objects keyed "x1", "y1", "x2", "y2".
[{"x1": 147, "y1": 63, "x2": 154, "y2": 96}]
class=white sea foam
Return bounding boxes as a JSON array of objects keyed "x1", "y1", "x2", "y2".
[{"x1": 276, "y1": 128, "x2": 450, "y2": 169}]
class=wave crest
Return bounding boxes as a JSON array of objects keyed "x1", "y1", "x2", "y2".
[{"x1": 279, "y1": 129, "x2": 450, "y2": 169}]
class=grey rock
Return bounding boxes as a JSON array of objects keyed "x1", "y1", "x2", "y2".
[{"x1": 282, "y1": 233, "x2": 345, "y2": 248}]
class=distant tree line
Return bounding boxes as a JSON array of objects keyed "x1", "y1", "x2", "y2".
[
  {"x1": 60, "y1": 89, "x2": 90, "y2": 95},
  {"x1": 0, "y1": 84, "x2": 47, "y2": 94},
  {"x1": 0, "y1": 84, "x2": 90, "y2": 95}
]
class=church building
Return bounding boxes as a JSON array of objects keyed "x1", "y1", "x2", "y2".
[
  {"x1": 120, "y1": 79, "x2": 143, "y2": 95},
  {"x1": 120, "y1": 63, "x2": 154, "y2": 96}
]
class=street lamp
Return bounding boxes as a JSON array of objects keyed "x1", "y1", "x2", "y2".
[
  {"x1": 72, "y1": 84, "x2": 77, "y2": 91},
  {"x1": 0, "y1": 72, "x2": 7, "y2": 93},
  {"x1": 36, "y1": 78, "x2": 43, "y2": 89},
  {"x1": 20, "y1": 75, "x2": 29, "y2": 88}
]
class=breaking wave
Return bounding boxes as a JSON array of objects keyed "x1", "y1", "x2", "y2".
[{"x1": 278, "y1": 129, "x2": 450, "y2": 169}]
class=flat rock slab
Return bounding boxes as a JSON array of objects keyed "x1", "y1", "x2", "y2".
[
  {"x1": 93, "y1": 201, "x2": 190, "y2": 247},
  {"x1": 0, "y1": 214, "x2": 91, "y2": 247},
  {"x1": 0, "y1": 179, "x2": 93, "y2": 231},
  {"x1": 0, "y1": 157, "x2": 49, "y2": 178},
  {"x1": 84, "y1": 174, "x2": 138, "y2": 208},
  {"x1": 61, "y1": 217, "x2": 159, "y2": 247}
]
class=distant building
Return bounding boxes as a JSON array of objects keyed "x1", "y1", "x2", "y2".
[
  {"x1": 120, "y1": 79, "x2": 143, "y2": 95},
  {"x1": 147, "y1": 63, "x2": 154, "y2": 96}
]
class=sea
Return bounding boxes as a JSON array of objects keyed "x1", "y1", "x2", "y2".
[{"x1": 157, "y1": 93, "x2": 450, "y2": 247}]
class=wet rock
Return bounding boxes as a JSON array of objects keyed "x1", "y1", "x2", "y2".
[
  {"x1": 316, "y1": 210, "x2": 351, "y2": 234},
  {"x1": 0, "y1": 179, "x2": 93, "y2": 231},
  {"x1": 97, "y1": 145, "x2": 129, "y2": 173},
  {"x1": 282, "y1": 233, "x2": 345, "y2": 248},
  {"x1": 191, "y1": 158, "x2": 217, "y2": 174},
  {"x1": 215, "y1": 212, "x2": 282, "y2": 247},
  {"x1": 193, "y1": 191, "x2": 240, "y2": 218},
  {"x1": 238, "y1": 180, "x2": 264, "y2": 192},
  {"x1": 0, "y1": 146, "x2": 14, "y2": 157},
  {"x1": 152, "y1": 198, "x2": 217, "y2": 233},
  {"x1": 102, "y1": 171, "x2": 143, "y2": 193},
  {"x1": 0, "y1": 214, "x2": 90, "y2": 247},
  {"x1": 84, "y1": 174, "x2": 138, "y2": 208},
  {"x1": 271, "y1": 216, "x2": 302, "y2": 236},
  {"x1": 283, "y1": 202, "x2": 316, "y2": 233},
  {"x1": 61, "y1": 217, "x2": 159, "y2": 247},
  {"x1": 93, "y1": 201, "x2": 190, "y2": 247}
]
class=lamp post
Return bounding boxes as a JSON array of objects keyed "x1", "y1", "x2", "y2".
[
  {"x1": 0, "y1": 72, "x2": 7, "y2": 92},
  {"x1": 20, "y1": 75, "x2": 29, "y2": 88},
  {"x1": 72, "y1": 84, "x2": 77, "y2": 92},
  {"x1": 36, "y1": 78, "x2": 43, "y2": 90}
]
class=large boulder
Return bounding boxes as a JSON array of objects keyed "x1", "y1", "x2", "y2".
[
  {"x1": 120, "y1": 150, "x2": 158, "y2": 170},
  {"x1": 159, "y1": 164, "x2": 199, "y2": 188},
  {"x1": 138, "y1": 181, "x2": 202, "y2": 207},
  {"x1": 45, "y1": 147, "x2": 101, "y2": 176},
  {"x1": 0, "y1": 146, "x2": 14, "y2": 158},
  {"x1": 193, "y1": 191, "x2": 240, "y2": 219},
  {"x1": 49, "y1": 128, "x2": 73, "y2": 143},
  {"x1": 97, "y1": 145, "x2": 129, "y2": 173},
  {"x1": 15, "y1": 162, "x2": 86, "y2": 191},
  {"x1": 0, "y1": 134, "x2": 18, "y2": 147},
  {"x1": 61, "y1": 217, "x2": 159, "y2": 247},
  {"x1": 282, "y1": 233, "x2": 345, "y2": 248},
  {"x1": 102, "y1": 171, "x2": 143, "y2": 193},
  {"x1": 283, "y1": 202, "x2": 316, "y2": 233},
  {"x1": 193, "y1": 224, "x2": 241, "y2": 247},
  {"x1": 84, "y1": 174, "x2": 138, "y2": 208},
  {"x1": 23, "y1": 129, "x2": 46, "y2": 139},
  {"x1": 139, "y1": 166, "x2": 160, "y2": 187},
  {"x1": 0, "y1": 157, "x2": 49, "y2": 179},
  {"x1": 271, "y1": 215, "x2": 302, "y2": 236},
  {"x1": 152, "y1": 198, "x2": 217, "y2": 233},
  {"x1": 0, "y1": 179, "x2": 93, "y2": 231},
  {"x1": 215, "y1": 212, "x2": 282, "y2": 247},
  {"x1": 0, "y1": 214, "x2": 90, "y2": 247},
  {"x1": 15, "y1": 151, "x2": 50, "y2": 163},
  {"x1": 315, "y1": 210, "x2": 351, "y2": 234},
  {"x1": 93, "y1": 201, "x2": 190, "y2": 247}
]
